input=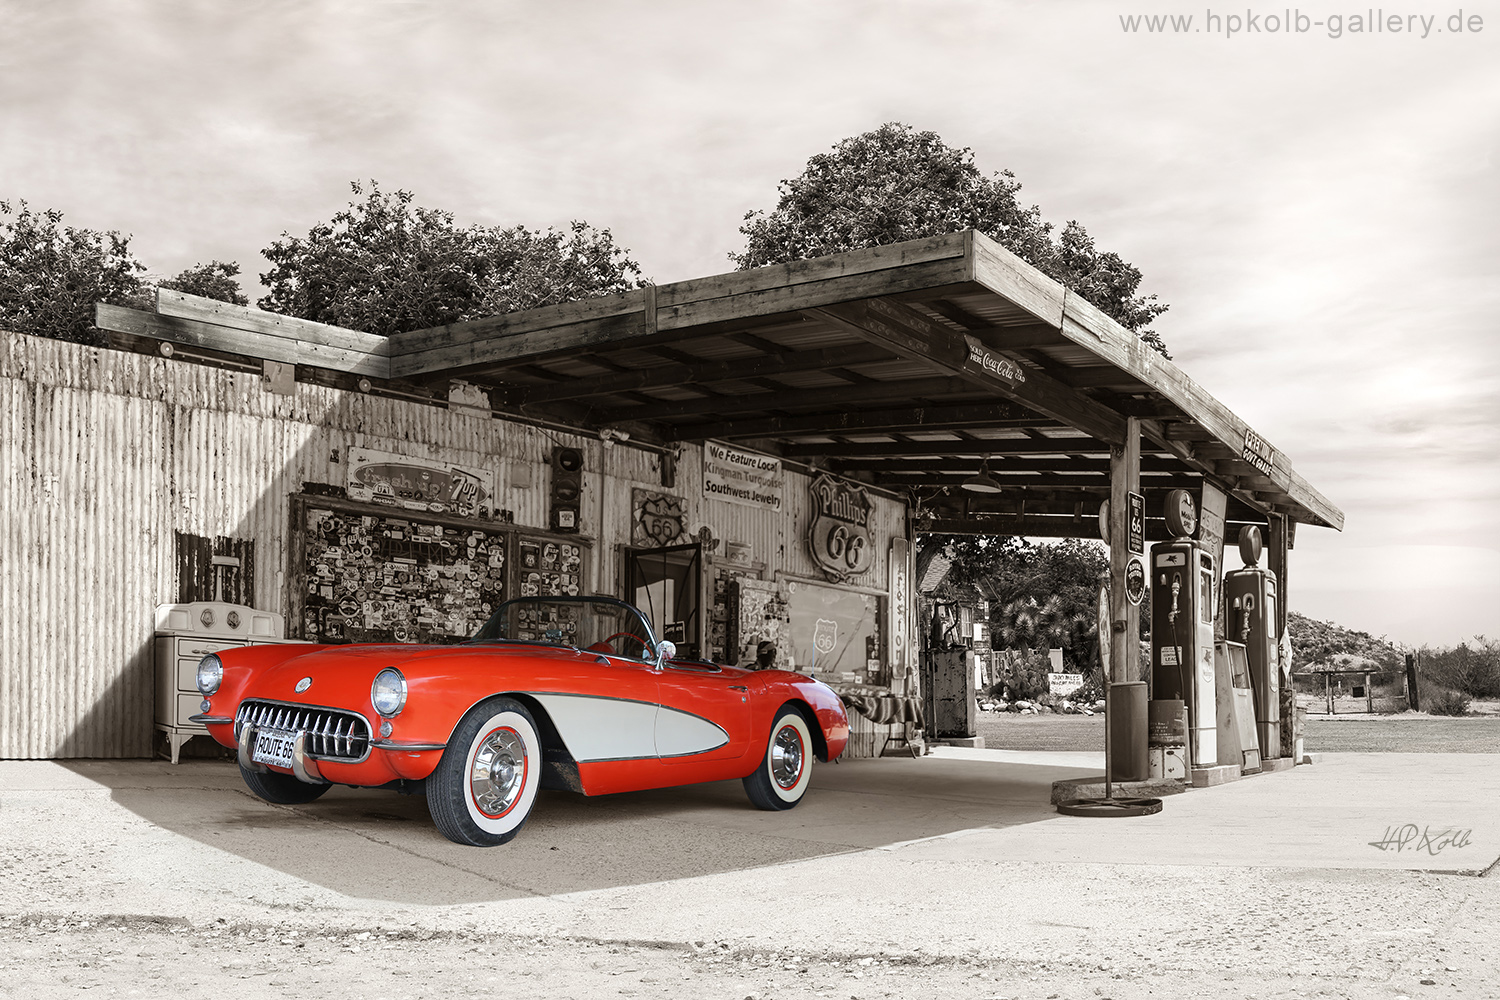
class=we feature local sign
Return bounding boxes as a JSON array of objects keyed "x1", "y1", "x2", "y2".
[{"x1": 703, "y1": 441, "x2": 784, "y2": 511}]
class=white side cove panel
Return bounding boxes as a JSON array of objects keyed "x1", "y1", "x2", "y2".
[
  {"x1": 655, "y1": 706, "x2": 730, "y2": 758},
  {"x1": 530, "y1": 694, "x2": 659, "y2": 762}
]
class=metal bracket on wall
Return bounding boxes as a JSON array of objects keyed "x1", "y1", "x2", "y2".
[{"x1": 262, "y1": 359, "x2": 295, "y2": 396}]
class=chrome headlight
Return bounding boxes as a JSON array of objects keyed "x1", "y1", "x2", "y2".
[
  {"x1": 371, "y1": 667, "x2": 407, "y2": 717},
  {"x1": 196, "y1": 654, "x2": 223, "y2": 696}
]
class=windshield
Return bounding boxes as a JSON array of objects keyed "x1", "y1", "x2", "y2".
[{"x1": 469, "y1": 596, "x2": 661, "y2": 662}]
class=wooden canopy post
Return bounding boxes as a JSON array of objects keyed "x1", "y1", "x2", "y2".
[
  {"x1": 1108, "y1": 417, "x2": 1141, "y2": 687},
  {"x1": 1104, "y1": 416, "x2": 1144, "y2": 787},
  {"x1": 1269, "y1": 513, "x2": 1294, "y2": 755}
]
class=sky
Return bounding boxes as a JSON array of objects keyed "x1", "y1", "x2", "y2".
[{"x1": 1, "y1": 0, "x2": 1496, "y2": 648}]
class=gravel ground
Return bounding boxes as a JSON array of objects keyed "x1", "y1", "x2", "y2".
[
  {"x1": 4, "y1": 877, "x2": 1496, "y2": 1000},
  {"x1": 6, "y1": 753, "x2": 1499, "y2": 999},
  {"x1": 974, "y1": 711, "x2": 1500, "y2": 753}
]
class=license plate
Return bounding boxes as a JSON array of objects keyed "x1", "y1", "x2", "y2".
[{"x1": 253, "y1": 729, "x2": 297, "y2": 769}]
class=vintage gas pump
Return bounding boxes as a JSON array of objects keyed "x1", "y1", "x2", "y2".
[
  {"x1": 1223, "y1": 526, "x2": 1280, "y2": 760},
  {"x1": 1149, "y1": 489, "x2": 1218, "y2": 769}
]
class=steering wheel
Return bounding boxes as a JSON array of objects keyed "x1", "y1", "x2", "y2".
[{"x1": 597, "y1": 631, "x2": 650, "y2": 658}]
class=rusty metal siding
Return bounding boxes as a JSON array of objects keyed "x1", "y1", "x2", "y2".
[
  {"x1": 0, "y1": 354, "x2": 170, "y2": 758},
  {"x1": 0, "y1": 333, "x2": 629, "y2": 756},
  {"x1": 0, "y1": 331, "x2": 913, "y2": 759}
]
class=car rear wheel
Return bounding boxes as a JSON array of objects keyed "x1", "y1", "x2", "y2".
[
  {"x1": 239, "y1": 763, "x2": 331, "y2": 805},
  {"x1": 743, "y1": 706, "x2": 813, "y2": 810},
  {"x1": 427, "y1": 697, "x2": 541, "y2": 846}
]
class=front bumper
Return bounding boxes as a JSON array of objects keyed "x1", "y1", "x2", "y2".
[{"x1": 218, "y1": 712, "x2": 447, "y2": 786}]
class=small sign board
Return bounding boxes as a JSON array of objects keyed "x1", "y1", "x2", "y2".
[
  {"x1": 1242, "y1": 428, "x2": 1274, "y2": 476},
  {"x1": 961, "y1": 334, "x2": 1027, "y2": 386},
  {"x1": 1048, "y1": 673, "x2": 1085, "y2": 697},
  {"x1": 1127, "y1": 492, "x2": 1145, "y2": 555},
  {"x1": 1125, "y1": 556, "x2": 1146, "y2": 606},
  {"x1": 807, "y1": 473, "x2": 874, "y2": 582},
  {"x1": 703, "y1": 440, "x2": 784, "y2": 511},
  {"x1": 1097, "y1": 584, "x2": 1111, "y2": 675},
  {"x1": 347, "y1": 447, "x2": 493, "y2": 519}
]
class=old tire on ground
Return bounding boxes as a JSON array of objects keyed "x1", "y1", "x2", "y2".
[
  {"x1": 743, "y1": 706, "x2": 813, "y2": 811},
  {"x1": 426, "y1": 696, "x2": 542, "y2": 846},
  {"x1": 239, "y1": 764, "x2": 331, "y2": 805}
]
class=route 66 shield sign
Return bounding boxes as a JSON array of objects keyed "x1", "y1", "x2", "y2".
[{"x1": 814, "y1": 618, "x2": 838, "y2": 655}]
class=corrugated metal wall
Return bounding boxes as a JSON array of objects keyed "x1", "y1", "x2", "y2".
[{"x1": 0, "y1": 331, "x2": 910, "y2": 759}]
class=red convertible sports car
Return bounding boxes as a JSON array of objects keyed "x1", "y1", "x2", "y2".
[{"x1": 192, "y1": 596, "x2": 849, "y2": 846}]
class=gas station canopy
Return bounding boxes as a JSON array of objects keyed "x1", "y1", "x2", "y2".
[{"x1": 98, "y1": 229, "x2": 1343, "y2": 541}]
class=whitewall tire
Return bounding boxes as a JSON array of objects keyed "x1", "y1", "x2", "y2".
[
  {"x1": 427, "y1": 697, "x2": 542, "y2": 846},
  {"x1": 743, "y1": 706, "x2": 813, "y2": 811}
]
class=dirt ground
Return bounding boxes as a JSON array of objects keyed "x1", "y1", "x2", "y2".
[
  {"x1": 974, "y1": 710, "x2": 1500, "y2": 754},
  {"x1": 4, "y1": 890, "x2": 1496, "y2": 1000},
  {"x1": 7, "y1": 733, "x2": 1500, "y2": 999}
]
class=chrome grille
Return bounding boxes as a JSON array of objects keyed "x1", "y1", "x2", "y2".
[{"x1": 235, "y1": 700, "x2": 371, "y2": 761}]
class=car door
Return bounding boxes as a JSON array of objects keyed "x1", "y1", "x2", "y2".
[
  {"x1": 524, "y1": 650, "x2": 661, "y2": 766},
  {"x1": 654, "y1": 664, "x2": 753, "y2": 763}
]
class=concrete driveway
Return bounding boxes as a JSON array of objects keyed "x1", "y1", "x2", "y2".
[
  {"x1": 10, "y1": 750, "x2": 1098, "y2": 905},
  {"x1": 3, "y1": 749, "x2": 1498, "y2": 998}
]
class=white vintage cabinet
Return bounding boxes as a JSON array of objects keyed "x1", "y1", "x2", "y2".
[{"x1": 154, "y1": 602, "x2": 307, "y2": 763}]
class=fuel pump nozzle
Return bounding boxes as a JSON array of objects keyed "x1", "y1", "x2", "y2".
[{"x1": 1167, "y1": 572, "x2": 1182, "y2": 627}]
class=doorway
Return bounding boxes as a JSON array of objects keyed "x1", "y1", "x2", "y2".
[{"x1": 626, "y1": 543, "x2": 703, "y2": 659}]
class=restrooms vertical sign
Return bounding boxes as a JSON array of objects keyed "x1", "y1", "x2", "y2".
[{"x1": 702, "y1": 441, "x2": 784, "y2": 512}]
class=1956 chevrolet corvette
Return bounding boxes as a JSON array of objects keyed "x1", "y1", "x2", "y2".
[{"x1": 192, "y1": 596, "x2": 849, "y2": 846}]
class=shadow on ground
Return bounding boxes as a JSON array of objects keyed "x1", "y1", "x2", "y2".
[{"x1": 57, "y1": 754, "x2": 1093, "y2": 905}]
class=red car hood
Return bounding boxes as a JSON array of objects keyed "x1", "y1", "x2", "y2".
[{"x1": 239, "y1": 642, "x2": 593, "y2": 709}]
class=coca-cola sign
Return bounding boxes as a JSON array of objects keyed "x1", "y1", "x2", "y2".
[{"x1": 807, "y1": 473, "x2": 873, "y2": 582}]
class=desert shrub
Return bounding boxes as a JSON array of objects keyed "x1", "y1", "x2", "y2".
[
  {"x1": 1425, "y1": 687, "x2": 1472, "y2": 717},
  {"x1": 1419, "y1": 639, "x2": 1500, "y2": 699},
  {"x1": 1071, "y1": 670, "x2": 1104, "y2": 706},
  {"x1": 998, "y1": 647, "x2": 1053, "y2": 702}
]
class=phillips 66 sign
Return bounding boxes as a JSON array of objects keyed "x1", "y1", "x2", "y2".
[{"x1": 807, "y1": 473, "x2": 874, "y2": 582}]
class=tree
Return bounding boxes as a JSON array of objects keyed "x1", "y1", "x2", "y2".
[
  {"x1": 159, "y1": 260, "x2": 249, "y2": 305},
  {"x1": 0, "y1": 200, "x2": 146, "y2": 345},
  {"x1": 734, "y1": 123, "x2": 1170, "y2": 356},
  {"x1": 919, "y1": 534, "x2": 1110, "y2": 674},
  {"x1": 259, "y1": 182, "x2": 644, "y2": 336}
]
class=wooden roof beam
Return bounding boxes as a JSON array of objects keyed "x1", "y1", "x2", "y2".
[
  {"x1": 665, "y1": 400, "x2": 1054, "y2": 442},
  {"x1": 831, "y1": 456, "x2": 1189, "y2": 474},
  {"x1": 97, "y1": 295, "x2": 392, "y2": 378},
  {"x1": 784, "y1": 438, "x2": 1113, "y2": 458},
  {"x1": 808, "y1": 298, "x2": 1127, "y2": 446},
  {"x1": 597, "y1": 374, "x2": 972, "y2": 423}
]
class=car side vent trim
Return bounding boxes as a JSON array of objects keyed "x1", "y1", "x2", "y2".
[{"x1": 234, "y1": 699, "x2": 372, "y2": 762}]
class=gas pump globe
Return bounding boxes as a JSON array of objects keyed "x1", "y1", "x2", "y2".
[
  {"x1": 1149, "y1": 489, "x2": 1218, "y2": 769},
  {"x1": 1224, "y1": 526, "x2": 1281, "y2": 759}
]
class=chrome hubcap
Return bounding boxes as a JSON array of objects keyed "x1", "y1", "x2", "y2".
[
  {"x1": 470, "y1": 727, "x2": 525, "y2": 816},
  {"x1": 770, "y1": 725, "x2": 803, "y2": 789}
]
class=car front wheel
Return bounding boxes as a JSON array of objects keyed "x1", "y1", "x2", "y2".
[
  {"x1": 743, "y1": 706, "x2": 814, "y2": 810},
  {"x1": 427, "y1": 697, "x2": 542, "y2": 846}
]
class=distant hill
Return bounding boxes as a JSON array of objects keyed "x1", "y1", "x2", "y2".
[{"x1": 1287, "y1": 611, "x2": 1405, "y2": 672}]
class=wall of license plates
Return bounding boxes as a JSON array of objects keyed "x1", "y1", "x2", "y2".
[
  {"x1": 290, "y1": 495, "x2": 584, "y2": 645},
  {"x1": 512, "y1": 536, "x2": 591, "y2": 642}
]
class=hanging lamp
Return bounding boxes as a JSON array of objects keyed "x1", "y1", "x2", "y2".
[{"x1": 961, "y1": 456, "x2": 1003, "y2": 494}]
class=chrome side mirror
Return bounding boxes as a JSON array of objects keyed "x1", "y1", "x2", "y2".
[{"x1": 656, "y1": 640, "x2": 677, "y2": 666}]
